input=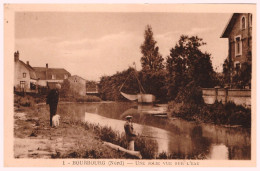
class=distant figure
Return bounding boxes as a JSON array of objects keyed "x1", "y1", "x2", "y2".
[
  {"x1": 52, "y1": 114, "x2": 61, "y2": 127},
  {"x1": 124, "y1": 115, "x2": 137, "y2": 151},
  {"x1": 46, "y1": 83, "x2": 61, "y2": 127}
]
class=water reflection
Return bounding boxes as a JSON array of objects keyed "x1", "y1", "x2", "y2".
[
  {"x1": 55, "y1": 102, "x2": 251, "y2": 160},
  {"x1": 190, "y1": 126, "x2": 211, "y2": 158},
  {"x1": 209, "y1": 144, "x2": 228, "y2": 160}
]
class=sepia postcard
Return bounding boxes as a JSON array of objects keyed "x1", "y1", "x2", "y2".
[{"x1": 4, "y1": 3, "x2": 256, "y2": 167}]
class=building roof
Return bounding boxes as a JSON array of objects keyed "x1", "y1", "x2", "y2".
[
  {"x1": 221, "y1": 13, "x2": 240, "y2": 38},
  {"x1": 18, "y1": 60, "x2": 38, "y2": 80},
  {"x1": 33, "y1": 67, "x2": 71, "y2": 80},
  {"x1": 68, "y1": 75, "x2": 86, "y2": 81}
]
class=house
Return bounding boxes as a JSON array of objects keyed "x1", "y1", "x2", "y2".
[
  {"x1": 67, "y1": 75, "x2": 86, "y2": 96},
  {"x1": 33, "y1": 64, "x2": 71, "y2": 89},
  {"x1": 14, "y1": 51, "x2": 38, "y2": 93},
  {"x1": 221, "y1": 13, "x2": 252, "y2": 86}
]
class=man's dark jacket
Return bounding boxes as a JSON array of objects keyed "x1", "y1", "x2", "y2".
[
  {"x1": 46, "y1": 89, "x2": 59, "y2": 126},
  {"x1": 124, "y1": 121, "x2": 136, "y2": 141}
]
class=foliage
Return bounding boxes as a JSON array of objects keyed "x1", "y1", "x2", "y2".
[
  {"x1": 139, "y1": 69, "x2": 168, "y2": 102},
  {"x1": 86, "y1": 122, "x2": 158, "y2": 159},
  {"x1": 222, "y1": 53, "x2": 252, "y2": 88},
  {"x1": 166, "y1": 35, "x2": 217, "y2": 101},
  {"x1": 60, "y1": 79, "x2": 71, "y2": 97},
  {"x1": 99, "y1": 67, "x2": 140, "y2": 101},
  {"x1": 75, "y1": 95, "x2": 101, "y2": 102},
  {"x1": 174, "y1": 81, "x2": 204, "y2": 105},
  {"x1": 222, "y1": 58, "x2": 233, "y2": 85},
  {"x1": 135, "y1": 136, "x2": 158, "y2": 159},
  {"x1": 170, "y1": 101, "x2": 251, "y2": 128},
  {"x1": 140, "y1": 25, "x2": 164, "y2": 72},
  {"x1": 232, "y1": 62, "x2": 252, "y2": 88},
  {"x1": 14, "y1": 94, "x2": 44, "y2": 107}
]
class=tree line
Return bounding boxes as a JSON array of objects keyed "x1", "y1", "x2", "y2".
[{"x1": 98, "y1": 25, "x2": 230, "y2": 103}]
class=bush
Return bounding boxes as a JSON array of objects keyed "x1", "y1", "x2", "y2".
[
  {"x1": 75, "y1": 96, "x2": 101, "y2": 102},
  {"x1": 14, "y1": 94, "x2": 36, "y2": 107},
  {"x1": 82, "y1": 122, "x2": 158, "y2": 159},
  {"x1": 135, "y1": 136, "x2": 158, "y2": 159},
  {"x1": 170, "y1": 100, "x2": 251, "y2": 128}
]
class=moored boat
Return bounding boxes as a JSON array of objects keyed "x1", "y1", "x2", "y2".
[{"x1": 119, "y1": 67, "x2": 156, "y2": 103}]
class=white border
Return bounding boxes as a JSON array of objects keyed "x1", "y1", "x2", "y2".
[{"x1": 0, "y1": 0, "x2": 259, "y2": 171}]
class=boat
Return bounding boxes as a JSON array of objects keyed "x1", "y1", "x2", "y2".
[{"x1": 119, "y1": 68, "x2": 155, "y2": 103}]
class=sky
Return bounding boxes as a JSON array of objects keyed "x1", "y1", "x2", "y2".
[{"x1": 15, "y1": 12, "x2": 231, "y2": 81}]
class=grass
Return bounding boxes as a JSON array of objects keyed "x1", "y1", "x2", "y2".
[
  {"x1": 169, "y1": 101, "x2": 251, "y2": 128},
  {"x1": 14, "y1": 94, "x2": 211, "y2": 159},
  {"x1": 75, "y1": 95, "x2": 101, "y2": 102}
]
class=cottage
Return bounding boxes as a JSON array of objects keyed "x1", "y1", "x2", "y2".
[
  {"x1": 14, "y1": 51, "x2": 38, "y2": 93},
  {"x1": 33, "y1": 64, "x2": 71, "y2": 89},
  {"x1": 221, "y1": 13, "x2": 252, "y2": 86},
  {"x1": 67, "y1": 75, "x2": 86, "y2": 96}
]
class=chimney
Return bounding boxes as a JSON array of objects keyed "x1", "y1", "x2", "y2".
[
  {"x1": 26, "y1": 61, "x2": 29, "y2": 66},
  {"x1": 14, "y1": 51, "x2": 19, "y2": 62},
  {"x1": 46, "y1": 63, "x2": 48, "y2": 69}
]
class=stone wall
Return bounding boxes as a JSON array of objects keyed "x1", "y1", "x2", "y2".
[{"x1": 202, "y1": 88, "x2": 251, "y2": 107}]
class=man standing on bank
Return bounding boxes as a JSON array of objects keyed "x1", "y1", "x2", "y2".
[
  {"x1": 124, "y1": 115, "x2": 137, "y2": 151},
  {"x1": 46, "y1": 83, "x2": 61, "y2": 127}
]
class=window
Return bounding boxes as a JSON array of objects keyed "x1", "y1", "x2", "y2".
[
  {"x1": 241, "y1": 16, "x2": 246, "y2": 30},
  {"x1": 30, "y1": 82, "x2": 36, "y2": 90},
  {"x1": 64, "y1": 74, "x2": 68, "y2": 79},
  {"x1": 51, "y1": 74, "x2": 56, "y2": 79},
  {"x1": 20, "y1": 81, "x2": 25, "y2": 91},
  {"x1": 235, "y1": 62, "x2": 241, "y2": 69},
  {"x1": 23, "y1": 73, "x2": 26, "y2": 78},
  {"x1": 235, "y1": 35, "x2": 242, "y2": 56},
  {"x1": 234, "y1": 61, "x2": 241, "y2": 74},
  {"x1": 74, "y1": 79, "x2": 77, "y2": 83}
]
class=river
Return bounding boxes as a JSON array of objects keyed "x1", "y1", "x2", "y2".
[{"x1": 55, "y1": 102, "x2": 251, "y2": 160}]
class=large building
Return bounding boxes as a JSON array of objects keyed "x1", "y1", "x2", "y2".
[
  {"x1": 67, "y1": 75, "x2": 86, "y2": 96},
  {"x1": 33, "y1": 64, "x2": 71, "y2": 89},
  {"x1": 14, "y1": 51, "x2": 72, "y2": 93},
  {"x1": 221, "y1": 13, "x2": 252, "y2": 86},
  {"x1": 14, "y1": 51, "x2": 38, "y2": 93}
]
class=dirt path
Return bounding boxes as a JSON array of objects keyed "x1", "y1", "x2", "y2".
[{"x1": 13, "y1": 106, "x2": 129, "y2": 159}]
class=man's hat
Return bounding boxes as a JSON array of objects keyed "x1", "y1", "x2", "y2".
[{"x1": 125, "y1": 115, "x2": 133, "y2": 120}]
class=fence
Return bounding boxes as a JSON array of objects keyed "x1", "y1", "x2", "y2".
[{"x1": 202, "y1": 88, "x2": 251, "y2": 107}]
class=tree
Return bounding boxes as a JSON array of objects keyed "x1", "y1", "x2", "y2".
[
  {"x1": 166, "y1": 35, "x2": 217, "y2": 101},
  {"x1": 140, "y1": 25, "x2": 164, "y2": 72},
  {"x1": 222, "y1": 58, "x2": 233, "y2": 85},
  {"x1": 60, "y1": 79, "x2": 71, "y2": 97}
]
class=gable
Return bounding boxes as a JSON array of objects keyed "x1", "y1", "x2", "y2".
[{"x1": 221, "y1": 13, "x2": 239, "y2": 38}]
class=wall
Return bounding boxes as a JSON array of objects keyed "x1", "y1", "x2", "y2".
[
  {"x1": 202, "y1": 88, "x2": 251, "y2": 107},
  {"x1": 229, "y1": 13, "x2": 252, "y2": 66},
  {"x1": 14, "y1": 61, "x2": 31, "y2": 92},
  {"x1": 37, "y1": 79, "x2": 64, "y2": 87},
  {"x1": 68, "y1": 76, "x2": 86, "y2": 96}
]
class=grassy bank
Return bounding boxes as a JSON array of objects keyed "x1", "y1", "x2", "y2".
[
  {"x1": 14, "y1": 104, "x2": 208, "y2": 159},
  {"x1": 169, "y1": 101, "x2": 251, "y2": 128},
  {"x1": 14, "y1": 105, "x2": 132, "y2": 159},
  {"x1": 14, "y1": 93, "x2": 210, "y2": 159},
  {"x1": 14, "y1": 93, "x2": 101, "y2": 108}
]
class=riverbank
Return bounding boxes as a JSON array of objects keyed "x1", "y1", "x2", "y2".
[
  {"x1": 14, "y1": 93, "x2": 101, "y2": 108},
  {"x1": 169, "y1": 101, "x2": 251, "y2": 128},
  {"x1": 14, "y1": 106, "x2": 134, "y2": 159}
]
